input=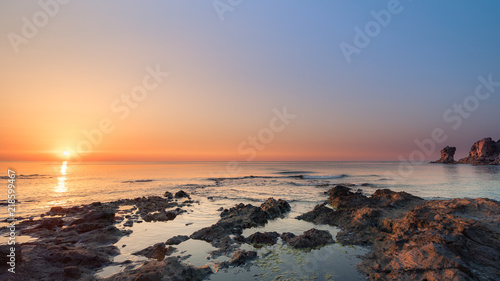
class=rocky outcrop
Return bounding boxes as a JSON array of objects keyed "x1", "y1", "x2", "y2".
[
  {"x1": 0, "y1": 194, "x2": 192, "y2": 281},
  {"x1": 190, "y1": 197, "x2": 290, "y2": 244},
  {"x1": 434, "y1": 137, "x2": 500, "y2": 165},
  {"x1": 457, "y1": 137, "x2": 500, "y2": 165},
  {"x1": 281, "y1": 228, "x2": 334, "y2": 249},
  {"x1": 432, "y1": 146, "x2": 456, "y2": 164},
  {"x1": 298, "y1": 185, "x2": 500, "y2": 280},
  {"x1": 245, "y1": 231, "x2": 280, "y2": 245}
]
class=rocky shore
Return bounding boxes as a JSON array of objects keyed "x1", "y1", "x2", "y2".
[
  {"x1": 299, "y1": 186, "x2": 500, "y2": 280},
  {"x1": 1, "y1": 186, "x2": 499, "y2": 280}
]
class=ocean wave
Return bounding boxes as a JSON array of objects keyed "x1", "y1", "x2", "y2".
[
  {"x1": 275, "y1": 171, "x2": 315, "y2": 175},
  {"x1": 300, "y1": 174, "x2": 348, "y2": 180}
]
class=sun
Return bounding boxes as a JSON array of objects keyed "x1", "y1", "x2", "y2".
[{"x1": 63, "y1": 151, "x2": 70, "y2": 156}]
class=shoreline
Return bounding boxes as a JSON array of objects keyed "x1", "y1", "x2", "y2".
[{"x1": 1, "y1": 185, "x2": 499, "y2": 280}]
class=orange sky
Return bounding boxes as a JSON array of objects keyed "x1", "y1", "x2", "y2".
[{"x1": 2, "y1": 1, "x2": 499, "y2": 162}]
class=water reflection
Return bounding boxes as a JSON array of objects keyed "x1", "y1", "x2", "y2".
[{"x1": 54, "y1": 161, "x2": 67, "y2": 194}]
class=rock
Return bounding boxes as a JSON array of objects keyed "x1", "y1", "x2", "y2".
[
  {"x1": 260, "y1": 198, "x2": 291, "y2": 219},
  {"x1": 164, "y1": 191, "x2": 173, "y2": 199},
  {"x1": 246, "y1": 231, "x2": 280, "y2": 245},
  {"x1": 432, "y1": 146, "x2": 457, "y2": 163},
  {"x1": 360, "y1": 197, "x2": 500, "y2": 281},
  {"x1": 299, "y1": 186, "x2": 500, "y2": 280},
  {"x1": 44, "y1": 245, "x2": 112, "y2": 268},
  {"x1": 285, "y1": 229, "x2": 334, "y2": 249},
  {"x1": 457, "y1": 137, "x2": 500, "y2": 165},
  {"x1": 191, "y1": 198, "x2": 290, "y2": 245},
  {"x1": 63, "y1": 266, "x2": 82, "y2": 279},
  {"x1": 0, "y1": 245, "x2": 22, "y2": 269},
  {"x1": 143, "y1": 211, "x2": 177, "y2": 222},
  {"x1": 299, "y1": 186, "x2": 423, "y2": 245},
  {"x1": 124, "y1": 219, "x2": 133, "y2": 227},
  {"x1": 35, "y1": 217, "x2": 64, "y2": 230},
  {"x1": 133, "y1": 243, "x2": 172, "y2": 261},
  {"x1": 165, "y1": 235, "x2": 190, "y2": 245},
  {"x1": 280, "y1": 232, "x2": 296, "y2": 243},
  {"x1": 104, "y1": 257, "x2": 212, "y2": 281},
  {"x1": 174, "y1": 190, "x2": 190, "y2": 199},
  {"x1": 228, "y1": 250, "x2": 257, "y2": 266}
]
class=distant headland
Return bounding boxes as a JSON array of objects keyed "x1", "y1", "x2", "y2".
[{"x1": 433, "y1": 137, "x2": 500, "y2": 165}]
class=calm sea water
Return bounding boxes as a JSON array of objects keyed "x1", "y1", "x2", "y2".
[
  {"x1": 2, "y1": 161, "x2": 499, "y2": 217},
  {"x1": 1, "y1": 161, "x2": 499, "y2": 280}
]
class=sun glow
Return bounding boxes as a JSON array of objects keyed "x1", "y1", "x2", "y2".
[{"x1": 63, "y1": 151, "x2": 70, "y2": 156}]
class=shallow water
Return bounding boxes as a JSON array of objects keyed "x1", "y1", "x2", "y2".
[{"x1": 1, "y1": 161, "x2": 499, "y2": 280}]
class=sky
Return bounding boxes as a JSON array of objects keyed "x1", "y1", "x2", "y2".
[{"x1": 1, "y1": 1, "x2": 500, "y2": 162}]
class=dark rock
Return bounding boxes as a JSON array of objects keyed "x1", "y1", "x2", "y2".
[
  {"x1": 228, "y1": 250, "x2": 257, "y2": 266},
  {"x1": 246, "y1": 231, "x2": 280, "y2": 245},
  {"x1": 280, "y1": 232, "x2": 296, "y2": 243},
  {"x1": 190, "y1": 198, "x2": 290, "y2": 248},
  {"x1": 44, "y1": 245, "x2": 111, "y2": 268},
  {"x1": 63, "y1": 266, "x2": 82, "y2": 279},
  {"x1": 35, "y1": 217, "x2": 64, "y2": 230},
  {"x1": 143, "y1": 211, "x2": 177, "y2": 222},
  {"x1": 260, "y1": 197, "x2": 291, "y2": 219},
  {"x1": 432, "y1": 146, "x2": 456, "y2": 164},
  {"x1": 124, "y1": 219, "x2": 133, "y2": 227},
  {"x1": 174, "y1": 190, "x2": 190, "y2": 199},
  {"x1": 165, "y1": 235, "x2": 190, "y2": 245},
  {"x1": 285, "y1": 229, "x2": 334, "y2": 249},
  {"x1": 0, "y1": 245, "x2": 22, "y2": 269},
  {"x1": 104, "y1": 257, "x2": 212, "y2": 281},
  {"x1": 164, "y1": 191, "x2": 173, "y2": 199},
  {"x1": 133, "y1": 243, "x2": 171, "y2": 261}
]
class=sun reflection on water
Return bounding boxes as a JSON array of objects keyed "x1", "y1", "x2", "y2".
[{"x1": 54, "y1": 161, "x2": 67, "y2": 194}]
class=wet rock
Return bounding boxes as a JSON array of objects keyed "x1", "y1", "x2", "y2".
[
  {"x1": 63, "y1": 266, "x2": 82, "y2": 279},
  {"x1": 284, "y1": 229, "x2": 334, "y2": 249},
  {"x1": 143, "y1": 211, "x2": 177, "y2": 222},
  {"x1": 296, "y1": 203, "x2": 337, "y2": 225},
  {"x1": 260, "y1": 197, "x2": 291, "y2": 219},
  {"x1": 280, "y1": 232, "x2": 296, "y2": 243},
  {"x1": 165, "y1": 235, "x2": 190, "y2": 245},
  {"x1": 123, "y1": 219, "x2": 133, "y2": 227},
  {"x1": 246, "y1": 231, "x2": 280, "y2": 245},
  {"x1": 457, "y1": 137, "x2": 500, "y2": 165},
  {"x1": 164, "y1": 191, "x2": 173, "y2": 199},
  {"x1": 191, "y1": 198, "x2": 290, "y2": 249},
  {"x1": 228, "y1": 250, "x2": 257, "y2": 266},
  {"x1": 174, "y1": 190, "x2": 190, "y2": 199},
  {"x1": 35, "y1": 217, "x2": 64, "y2": 230},
  {"x1": 44, "y1": 244, "x2": 113, "y2": 268},
  {"x1": 432, "y1": 146, "x2": 457, "y2": 164},
  {"x1": 104, "y1": 257, "x2": 212, "y2": 281},
  {"x1": 133, "y1": 243, "x2": 173, "y2": 261}
]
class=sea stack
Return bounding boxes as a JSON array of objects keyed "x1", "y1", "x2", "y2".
[
  {"x1": 432, "y1": 146, "x2": 456, "y2": 164},
  {"x1": 457, "y1": 137, "x2": 500, "y2": 165}
]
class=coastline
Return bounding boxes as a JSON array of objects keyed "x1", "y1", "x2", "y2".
[{"x1": 1, "y1": 184, "x2": 499, "y2": 280}]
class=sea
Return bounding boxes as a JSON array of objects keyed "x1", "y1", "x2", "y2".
[{"x1": 1, "y1": 161, "x2": 499, "y2": 280}]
